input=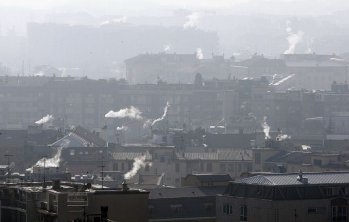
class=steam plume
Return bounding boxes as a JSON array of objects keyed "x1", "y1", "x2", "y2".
[
  {"x1": 35, "y1": 114, "x2": 54, "y2": 125},
  {"x1": 101, "y1": 16, "x2": 127, "y2": 25},
  {"x1": 116, "y1": 125, "x2": 128, "y2": 131},
  {"x1": 196, "y1": 48, "x2": 204, "y2": 60},
  {"x1": 27, "y1": 138, "x2": 71, "y2": 173},
  {"x1": 124, "y1": 155, "x2": 152, "y2": 180},
  {"x1": 284, "y1": 21, "x2": 304, "y2": 54},
  {"x1": 262, "y1": 116, "x2": 271, "y2": 139},
  {"x1": 105, "y1": 106, "x2": 142, "y2": 120},
  {"x1": 183, "y1": 12, "x2": 200, "y2": 29},
  {"x1": 302, "y1": 145, "x2": 311, "y2": 151},
  {"x1": 26, "y1": 147, "x2": 62, "y2": 173},
  {"x1": 163, "y1": 44, "x2": 171, "y2": 53},
  {"x1": 143, "y1": 119, "x2": 152, "y2": 129},
  {"x1": 152, "y1": 102, "x2": 170, "y2": 127},
  {"x1": 272, "y1": 74, "x2": 295, "y2": 86},
  {"x1": 36, "y1": 147, "x2": 62, "y2": 168},
  {"x1": 306, "y1": 37, "x2": 314, "y2": 54},
  {"x1": 276, "y1": 134, "x2": 290, "y2": 141}
]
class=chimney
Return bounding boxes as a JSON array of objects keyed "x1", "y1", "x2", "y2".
[
  {"x1": 122, "y1": 180, "x2": 129, "y2": 192},
  {"x1": 297, "y1": 170, "x2": 308, "y2": 184}
]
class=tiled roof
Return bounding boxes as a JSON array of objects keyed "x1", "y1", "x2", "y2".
[
  {"x1": 50, "y1": 132, "x2": 93, "y2": 147},
  {"x1": 266, "y1": 151, "x2": 311, "y2": 164},
  {"x1": 177, "y1": 150, "x2": 252, "y2": 161},
  {"x1": 111, "y1": 152, "x2": 152, "y2": 160},
  {"x1": 138, "y1": 174, "x2": 164, "y2": 185},
  {"x1": 72, "y1": 126, "x2": 106, "y2": 147},
  {"x1": 236, "y1": 172, "x2": 349, "y2": 186},
  {"x1": 205, "y1": 133, "x2": 255, "y2": 149},
  {"x1": 191, "y1": 174, "x2": 232, "y2": 183},
  {"x1": 149, "y1": 186, "x2": 225, "y2": 199}
]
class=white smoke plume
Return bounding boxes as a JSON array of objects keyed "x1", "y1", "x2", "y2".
[
  {"x1": 35, "y1": 114, "x2": 54, "y2": 125},
  {"x1": 124, "y1": 155, "x2": 152, "y2": 180},
  {"x1": 101, "y1": 16, "x2": 127, "y2": 25},
  {"x1": 284, "y1": 21, "x2": 304, "y2": 54},
  {"x1": 196, "y1": 48, "x2": 204, "y2": 60},
  {"x1": 143, "y1": 119, "x2": 152, "y2": 129},
  {"x1": 302, "y1": 145, "x2": 311, "y2": 151},
  {"x1": 306, "y1": 37, "x2": 314, "y2": 54},
  {"x1": 26, "y1": 147, "x2": 63, "y2": 173},
  {"x1": 183, "y1": 12, "x2": 200, "y2": 29},
  {"x1": 27, "y1": 139, "x2": 71, "y2": 173},
  {"x1": 105, "y1": 106, "x2": 142, "y2": 120},
  {"x1": 116, "y1": 125, "x2": 128, "y2": 131},
  {"x1": 262, "y1": 116, "x2": 271, "y2": 139},
  {"x1": 36, "y1": 147, "x2": 62, "y2": 168},
  {"x1": 272, "y1": 74, "x2": 295, "y2": 86},
  {"x1": 276, "y1": 134, "x2": 291, "y2": 141},
  {"x1": 152, "y1": 102, "x2": 170, "y2": 127},
  {"x1": 163, "y1": 44, "x2": 171, "y2": 53}
]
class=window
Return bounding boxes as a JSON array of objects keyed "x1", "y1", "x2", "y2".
[
  {"x1": 113, "y1": 163, "x2": 118, "y2": 171},
  {"x1": 238, "y1": 163, "x2": 242, "y2": 172},
  {"x1": 121, "y1": 162, "x2": 125, "y2": 171},
  {"x1": 206, "y1": 163, "x2": 212, "y2": 172},
  {"x1": 148, "y1": 205, "x2": 154, "y2": 217},
  {"x1": 223, "y1": 204, "x2": 233, "y2": 215},
  {"x1": 204, "y1": 203, "x2": 214, "y2": 213},
  {"x1": 228, "y1": 164, "x2": 234, "y2": 172},
  {"x1": 308, "y1": 207, "x2": 326, "y2": 215},
  {"x1": 308, "y1": 208, "x2": 317, "y2": 214},
  {"x1": 313, "y1": 159, "x2": 322, "y2": 166},
  {"x1": 175, "y1": 163, "x2": 180, "y2": 172},
  {"x1": 171, "y1": 204, "x2": 183, "y2": 215},
  {"x1": 324, "y1": 187, "x2": 333, "y2": 196},
  {"x1": 160, "y1": 156, "x2": 165, "y2": 163},
  {"x1": 240, "y1": 205, "x2": 247, "y2": 221},
  {"x1": 274, "y1": 208, "x2": 279, "y2": 222},
  {"x1": 128, "y1": 162, "x2": 132, "y2": 170},
  {"x1": 220, "y1": 164, "x2": 226, "y2": 172},
  {"x1": 255, "y1": 152, "x2": 261, "y2": 164},
  {"x1": 70, "y1": 149, "x2": 75, "y2": 156},
  {"x1": 332, "y1": 206, "x2": 347, "y2": 222}
]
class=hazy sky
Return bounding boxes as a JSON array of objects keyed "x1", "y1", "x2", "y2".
[{"x1": 0, "y1": 0, "x2": 348, "y2": 16}]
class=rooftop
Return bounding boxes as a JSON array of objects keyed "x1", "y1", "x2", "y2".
[
  {"x1": 149, "y1": 186, "x2": 225, "y2": 199},
  {"x1": 187, "y1": 174, "x2": 232, "y2": 183},
  {"x1": 177, "y1": 150, "x2": 252, "y2": 161},
  {"x1": 236, "y1": 172, "x2": 349, "y2": 186}
]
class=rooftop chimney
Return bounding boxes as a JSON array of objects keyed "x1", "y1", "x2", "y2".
[
  {"x1": 297, "y1": 170, "x2": 308, "y2": 184},
  {"x1": 122, "y1": 180, "x2": 129, "y2": 192}
]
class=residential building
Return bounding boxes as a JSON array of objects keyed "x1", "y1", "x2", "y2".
[
  {"x1": 217, "y1": 171, "x2": 349, "y2": 222},
  {"x1": 0, "y1": 180, "x2": 149, "y2": 222},
  {"x1": 149, "y1": 186, "x2": 224, "y2": 222}
]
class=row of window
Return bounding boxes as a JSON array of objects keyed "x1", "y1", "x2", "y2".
[
  {"x1": 222, "y1": 204, "x2": 247, "y2": 221},
  {"x1": 223, "y1": 205, "x2": 346, "y2": 222}
]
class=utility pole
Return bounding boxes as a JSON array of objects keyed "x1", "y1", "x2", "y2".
[{"x1": 4, "y1": 154, "x2": 13, "y2": 184}]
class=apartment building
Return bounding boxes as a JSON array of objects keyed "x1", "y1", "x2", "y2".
[{"x1": 217, "y1": 171, "x2": 349, "y2": 222}]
